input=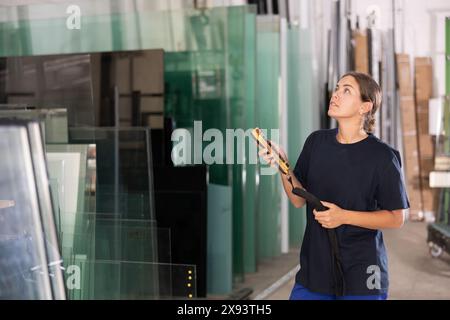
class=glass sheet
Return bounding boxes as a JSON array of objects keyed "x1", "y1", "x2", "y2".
[
  {"x1": 243, "y1": 8, "x2": 257, "y2": 274},
  {"x1": 68, "y1": 127, "x2": 155, "y2": 221},
  {"x1": 164, "y1": 5, "x2": 257, "y2": 285},
  {"x1": 0, "y1": 55, "x2": 95, "y2": 127},
  {"x1": 43, "y1": 133, "x2": 162, "y2": 298},
  {"x1": 0, "y1": 119, "x2": 64, "y2": 299},
  {"x1": 58, "y1": 211, "x2": 172, "y2": 299},
  {"x1": 27, "y1": 120, "x2": 66, "y2": 299},
  {"x1": 46, "y1": 144, "x2": 89, "y2": 218},
  {"x1": 58, "y1": 213, "x2": 167, "y2": 263},
  {"x1": 61, "y1": 259, "x2": 196, "y2": 300},
  {"x1": 207, "y1": 183, "x2": 232, "y2": 295},
  {"x1": 255, "y1": 16, "x2": 281, "y2": 260},
  {"x1": 0, "y1": 2, "x2": 246, "y2": 56},
  {"x1": 286, "y1": 27, "x2": 319, "y2": 246}
]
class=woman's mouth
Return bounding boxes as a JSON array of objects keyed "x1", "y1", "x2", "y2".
[{"x1": 329, "y1": 102, "x2": 339, "y2": 108}]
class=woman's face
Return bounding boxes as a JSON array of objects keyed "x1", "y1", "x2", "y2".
[{"x1": 328, "y1": 76, "x2": 364, "y2": 120}]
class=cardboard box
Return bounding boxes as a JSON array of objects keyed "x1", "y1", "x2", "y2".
[
  {"x1": 403, "y1": 140, "x2": 421, "y2": 179},
  {"x1": 416, "y1": 102, "x2": 429, "y2": 134},
  {"x1": 353, "y1": 30, "x2": 369, "y2": 74},
  {"x1": 396, "y1": 54, "x2": 414, "y2": 96},
  {"x1": 418, "y1": 134, "x2": 435, "y2": 158},
  {"x1": 414, "y1": 57, "x2": 433, "y2": 102},
  {"x1": 420, "y1": 157, "x2": 435, "y2": 177},
  {"x1": 417, "y1": 113, "x2": 429, "y2": 134},
  {"x1": 405, "y1": 157, "x2": 420, "y2": 177},
  {"x1": 403, "y1": 133, "x2": 418, "y2": 147},
  {"x1": 420, "y1": 175, "x2": 433, "y2": 189},
  {"x1": 399, "y1": 96, "x2": 417, "y2": 132},
  {"x1": 416, "y1": 103, "x2": 429, "y2": 114},
  {"x1": 405, "y1": 181, "x2": 422, "y2": 197},
  {"x1": 405, "y1": 158, "x2": 420, "y2": 173},
  {"x1": 397, "y1": 53, "x2": 424, "y2": 219},
  {"x1": 406, "y1": 174, "x2": 422, "y2": 188}
]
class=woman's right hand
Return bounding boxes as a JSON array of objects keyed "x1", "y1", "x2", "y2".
[
  {"x1": 258, "y1": 141, "x2": 305, "y2": 208},
  {"x1": 258, "y1": 140, "x2": 288, "y2": 169}
]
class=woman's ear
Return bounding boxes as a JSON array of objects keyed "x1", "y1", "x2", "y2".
[{"x1": 360, "y1": 101, "x2": 373, "y2": 115}]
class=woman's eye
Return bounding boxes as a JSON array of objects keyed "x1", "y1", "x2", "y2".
[{"x1": 344, "y1": 88, "x2": 350, "y2": 94}]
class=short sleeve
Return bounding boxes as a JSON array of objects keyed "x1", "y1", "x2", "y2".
[
  {"x1": 375, "y1": 150, "x2": 410, "y2": 210},
  {"x1": 293, "y1": 132, "x2": 316, "y2": 189}
]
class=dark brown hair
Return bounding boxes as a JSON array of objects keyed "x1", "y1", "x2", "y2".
[{"x1": 340, "y1": 71, "x2": 382, "y2": 133}]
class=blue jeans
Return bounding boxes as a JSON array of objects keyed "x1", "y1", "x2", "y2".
[{"x1": 289, "y1": 283, "x2": 388, "y2": 300}]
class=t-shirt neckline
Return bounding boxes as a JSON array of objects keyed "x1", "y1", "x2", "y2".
[{"x1": 332, "y1": 127, "x2": 372, "y2": 146}]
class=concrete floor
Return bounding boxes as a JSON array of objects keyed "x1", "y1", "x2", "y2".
[{"x1": 235, "y1": 221, "x2": 450, "y2": 300}]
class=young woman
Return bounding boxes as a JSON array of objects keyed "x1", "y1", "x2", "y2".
[{"x1": 259, "y1": 72, "x2": 410, "y2": 300}]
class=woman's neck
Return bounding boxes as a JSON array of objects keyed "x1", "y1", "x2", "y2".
[{"x1": 336, "y1": 123, "x2": 368, "y2": 144}]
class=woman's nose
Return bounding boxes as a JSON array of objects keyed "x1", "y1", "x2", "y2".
[{"x1": 331, "y1": 91, "x2": 340, "y2": 101}]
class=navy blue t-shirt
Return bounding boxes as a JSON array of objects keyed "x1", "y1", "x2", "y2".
[{"x1": 293, "y1": 128, "x2": 410, "y2": 296}]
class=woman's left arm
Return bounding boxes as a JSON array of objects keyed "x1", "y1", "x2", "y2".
[{"x1": 314, "y1": 201, "x2": 407, "y2": 230}]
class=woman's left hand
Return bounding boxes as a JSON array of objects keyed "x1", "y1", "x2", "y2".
[{"x1": 313, "y1": 201, "x2": 346, "y2": 229}]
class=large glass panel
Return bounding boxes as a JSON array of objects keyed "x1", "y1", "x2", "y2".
[
  {"x1": 0, "y1": 118, "x2": 72, "y2": 265},
  {"x1": 207, "y1": 183, "x2": 232, "y2": 295},
  {"x1": 46, "y1": 144, "x2": 89, "y2": 217},
  {"x1": 68, "y1": 127, "x2": 155, "y2": 221},
  {"x1": 287, "y1": 27, "x2": 303, "y2": 247},
  {"x1": 27, "y1": 122, "x2": 66, "y2": 300},
  {"x1": 43, "y1": 127, "x2": 162, "y2": 298},
  {"x1": 0, "y1": 119, "x2": 64, "y2": 299},
  {"x1": 255, "y1": 16, "x2": 281, "y2": 260},
  {"x1": 0, "y1": 55, "x2": 95, "y2": 127},
  {"x1": 0, "y1": 1, "x2": 245, "y2": 57},
  {"x1": 58, "y1": 211, "x2": 173, "y2": 299},
  {"x1": 227, "y1": 5, "x2": 258, "y2": 283},
  {"x1": 242, "y1": 8, "x2": 257, "y2": 274},
  {"x1": 62, "y1": 259, "x2": 196, "y2": 300},
  {"x1": 164, "y1": 5, "x2": 257, "y2": 286},
  {"x1": 287, "y1": 26, "x2": 318, "y2": 247},
  {"x1": 58, "y1": 213, "x2": 166, "y2": 261}
]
